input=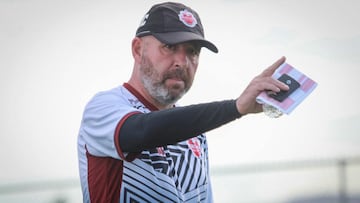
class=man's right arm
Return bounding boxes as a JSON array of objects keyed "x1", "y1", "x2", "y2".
[{"x1": 119, "y1": 100, "x2": 241, "y2": 152}]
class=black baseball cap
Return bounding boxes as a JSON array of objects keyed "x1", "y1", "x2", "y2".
[{"x1": 136, "y1": 2, "x2": 218, "y2": 53}]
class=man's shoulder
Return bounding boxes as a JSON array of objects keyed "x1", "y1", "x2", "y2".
[
  {"x1": 91, "y1": 85, "x2": 129, "y2": 101},
  {"x1": 85, "y1": 85, "x2": 133, "y2": 108}
]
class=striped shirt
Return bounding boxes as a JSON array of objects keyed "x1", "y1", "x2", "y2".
[{"x1": 78, "y1": 83, "x2": 213, "y2": 203}]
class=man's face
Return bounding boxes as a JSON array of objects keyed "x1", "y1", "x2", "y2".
[{"x1": 138, "y1": 36, "x2": 200, "y2": 106}]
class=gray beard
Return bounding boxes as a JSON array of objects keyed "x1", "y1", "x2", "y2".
[
  {"x1": 139, "y1": 56, "x2": 187, "y2": 106},
  {"x1": 141, "y1": 73, "x2": 184, "y2": 106}
]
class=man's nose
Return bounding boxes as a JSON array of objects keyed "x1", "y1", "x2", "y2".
[{"x1": 173, "y1": 46, "x2": 189, "y2": 68}]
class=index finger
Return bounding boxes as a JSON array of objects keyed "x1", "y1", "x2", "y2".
[{"x1": 261, "y1": 56, "x2": 286, "y2": 76}]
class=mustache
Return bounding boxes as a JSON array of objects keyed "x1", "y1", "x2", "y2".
[{"x1": 163, "y1": 68, "x2": 188, "y2": 82}]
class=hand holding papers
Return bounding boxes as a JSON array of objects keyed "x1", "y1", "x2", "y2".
[{"x1": 256, "y1": 63, "x2": 318, "y2": 118}]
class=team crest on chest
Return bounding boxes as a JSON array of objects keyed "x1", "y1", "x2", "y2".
[
  {"x1": 156, "y1": 147, "x2": 165, "y2": 156},
  {"x1": 187, "y1": 137, "x2": 201, "y2": 158},
  {"x1": 178, "y1": 9, "x2": 197, "y2": 28}
]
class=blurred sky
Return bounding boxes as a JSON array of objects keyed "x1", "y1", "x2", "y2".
[{"x1": 1, "y1": 0, "x2": 360, "y2": 188}]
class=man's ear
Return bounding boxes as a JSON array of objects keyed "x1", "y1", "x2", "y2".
[{"x1": 131, "y1": 37, "x2": 142, "y2": 63}]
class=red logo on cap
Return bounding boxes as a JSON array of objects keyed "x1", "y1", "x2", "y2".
[{"x1": 179, "y1": 9, "x2": 197, "y2": 28}]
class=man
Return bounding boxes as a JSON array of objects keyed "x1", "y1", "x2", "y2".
[{"x1": 77, "y1": 2, "x2": 289, "y2": 203}]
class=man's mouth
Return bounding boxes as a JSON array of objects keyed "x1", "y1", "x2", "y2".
[{"x1": 167, "y1": 77, "x2": 184, "y2": 81}]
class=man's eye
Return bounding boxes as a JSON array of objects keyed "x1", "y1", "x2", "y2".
[
  {"x1": 163, "y1": 44, "x2": 176, "y2": 51},
  {"x1": 188, "y1": 47, "x2": 200, "y2": 56}
]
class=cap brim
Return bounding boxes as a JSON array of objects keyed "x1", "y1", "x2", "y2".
[{"x1": 152, "y1": 31, "x2": 218, "y2": 53}]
